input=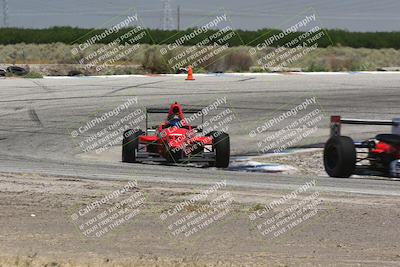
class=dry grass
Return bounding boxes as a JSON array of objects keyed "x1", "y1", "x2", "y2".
[
  {"x1": 1, "y1": 43, "x2": 399, "y2": 74},
  {"x1": 294, "y1": 46, "x2": 400, "y2": 71}
]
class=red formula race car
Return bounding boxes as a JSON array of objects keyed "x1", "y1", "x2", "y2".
[
  {"x1": 122, "y1": 102, "x2": 230, "y2": 167},
  {"x1": 324, "y1": 115, "x2": 400, "y2": 178}
]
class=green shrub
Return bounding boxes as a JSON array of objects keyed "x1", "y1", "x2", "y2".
[
  {"x1": 223, "y1": 48, "x2": 253, "y2": 72},
  {"x1": 306, "y1": 62, "x2": 327, "y2": 72},
  {"x1": 23, "y1": 72, "x2": 43, "y2": 78},
  {"x1": 141, "y1": 46, "x2": 170, "y2": 73}
]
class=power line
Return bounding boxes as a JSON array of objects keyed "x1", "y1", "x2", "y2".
[
  {"x1": 177, "y1": 5, "x2": 180, "y2": 31},
  {"x1": 2, "y1": 0, "x2": 9, "y2": 27},
  {"x1": 161, "y1": 0, "x2": 173, "y2": 30}
]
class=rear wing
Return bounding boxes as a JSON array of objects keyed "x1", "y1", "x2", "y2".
[
  {"x1": 146, "y1": 108, "x2": 204, "y2": 114},
  {"x1": 145, "y1": 107, "x2": 205, "y2": 134},
  {"x1": 330, "y1": 115, "x2": 400, "y2": 137}
]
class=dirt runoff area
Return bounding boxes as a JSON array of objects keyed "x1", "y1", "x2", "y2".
[
  {"x1": 254, "y1": 149, "x2": 325, "y2": 176},
  {"x1": 0, "y1": 171, "x2": 400, "y2": 267}
]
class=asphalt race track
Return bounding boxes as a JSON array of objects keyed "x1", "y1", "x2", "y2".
[{"x1": 1, "y1": 73, "x2": 400, "y2": 195}]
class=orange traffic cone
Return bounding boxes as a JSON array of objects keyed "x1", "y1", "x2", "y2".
[{"x1": 185, "y1": 66, "x2": 195, "y2": 80}]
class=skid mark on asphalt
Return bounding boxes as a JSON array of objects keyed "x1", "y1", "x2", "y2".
[
  {"x1": 105, "y1": 81, "x2": 166, "y2": 95},
  {"x1": 28, "y1": 108, "x2": 43, "y2": 127},
  {"x1": 0, "y1": 90, "x2": 297, "y2": 103},
  {"x1": 30, "y1": 79, "x2": 52, "y2": 92},
  {"x1": 0, "y1": 128, "x2": 71, "y2": 136},
  {"x1": 237, "y1": 77, "x2": 256, "y2": 82}
]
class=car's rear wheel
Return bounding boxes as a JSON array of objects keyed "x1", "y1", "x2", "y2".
[
  {"x1": 122, "y1": 129, "x2": 143, "y2": 163},
  {"x1": 208, "y1": 131, "x2": 230, "y2": 168},
  {"x1": 324, "y1": 136, "x2": 356, "y2": 178}
]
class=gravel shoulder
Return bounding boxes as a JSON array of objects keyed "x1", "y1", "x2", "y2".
[{"x1": 1, "y1": 171, "x2": 400, "y2": 267}]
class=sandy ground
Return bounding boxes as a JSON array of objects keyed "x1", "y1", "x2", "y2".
[
  {"x1": 254, "y1": 149, "x2": 325, "y2": 176},
  {"x1": 1, "y1": 171, "x2": 400, "y2": 267}
]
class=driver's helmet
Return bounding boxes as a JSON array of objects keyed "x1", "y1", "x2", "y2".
[{"x1": 169, "y1": 114, "x2": 181, "y2": 127}]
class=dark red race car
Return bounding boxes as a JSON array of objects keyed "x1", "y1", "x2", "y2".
[
  {"x1": 122, "y1": 102, "x2": 230, "y2": 167},
  {"x1": 324, "y1": 115, "x2": 400, "y2": 178}
]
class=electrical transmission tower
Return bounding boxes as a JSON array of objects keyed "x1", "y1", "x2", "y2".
[
  {"x1": 161, "y1": 0, "x2": 173, "y2": 30},
  {"x1": 2, "y1": 0, "x2": 8, "y2": 27}
]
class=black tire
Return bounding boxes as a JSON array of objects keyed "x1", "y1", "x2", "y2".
[
  {"x1": 208, "y1": 131, "x2": 230, "y2": 168},
  {"x1": 324, "y1": 136, "x2": 356, "y2": 178},
  {"x1": 6, "y1": 66, "x2": 28, "y2": 76},
  {"x1": 68, "y1": 70, "x2": 82, "y2": 76},
  {"x1": 122, "y1": 129, "x2": 143, "y2": 163}
]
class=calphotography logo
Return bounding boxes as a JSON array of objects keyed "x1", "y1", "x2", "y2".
[
  {"x1": 70, "y1": 180, "x2": 145, "y2": 239},
  {"x1": 70, "y1": 9, "x2": 149, "y2": 73},
  {"x1": 69, "y1": 97, "x2": 145, "y2": 154},
  {"x1": 76, "y1": 15, "x2": 139, "y2": 52},
  {"x1": 249, "y1": 96, "x2": 325, "y2": 154},
  {"x1": 158, "y1": 10, "x2": 243, "y2": 72},
  {"x1": 160, "y1": 180, "x2": 234, "y2": 239},
  {"x1": 248, "y1": 9, "x2": 331, "y2": 72},
  {"x1": 249, "y1": 180, "x2": 320, "y2": 240}
]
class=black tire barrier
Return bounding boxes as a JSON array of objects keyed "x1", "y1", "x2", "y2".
[{"x1": 6, "y1": 66, "x2": 28, "y2": 76}]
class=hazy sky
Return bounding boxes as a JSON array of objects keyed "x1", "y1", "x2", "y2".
[{"x1": 2, "y1": 0, "x2": 400, "y2": 31}]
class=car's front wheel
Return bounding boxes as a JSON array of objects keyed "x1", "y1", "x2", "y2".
[
  {"x1": 324, "y1": 136, "x2": 356, "y2": 178},
  {"x1": 208, "y1": 131, "x2": 230, "y2": 168},
  {"x1": 122, "y1": 129, "x2": 143, "y2": 163}
]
